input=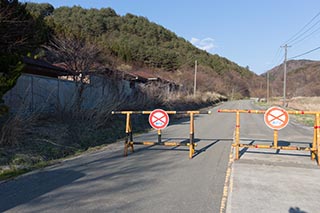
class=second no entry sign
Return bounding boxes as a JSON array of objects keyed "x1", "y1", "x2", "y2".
[
  {"x1": 264, "y1": 106, "x2": 289, "y2": 130},
  {"x1": 149, "y1": 109, "x2": 169, "y2": 130}
]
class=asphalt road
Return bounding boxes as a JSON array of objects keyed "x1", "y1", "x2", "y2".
[
  {"x1": 1, "y1": 100, "x2": 317, "y2": 213},
  {"x1": 225, "y1": 100, "x2": 320, "y2": 213},
  {"x1": 0, "y1": 101, "x2": 240, "y2": 213}
]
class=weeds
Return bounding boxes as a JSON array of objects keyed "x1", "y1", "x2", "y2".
[
  {"x1": 0, "y1": 75, "x2": 223, "y2": 180},
  {"x1": 255, "y1": 97, "x2": 319, "y2": 127}
]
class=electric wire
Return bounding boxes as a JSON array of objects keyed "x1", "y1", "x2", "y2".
[
  {"x1": 279, "y1": 10, "x2": 320, "y2": 63},
  {"x1": 268, "y1": 47, "x2": 283, "y2": 70},
  {"x1": 289, "y1": 19, "x2": 320, "y2": 46},
  {"x1": 283, "y1": 11, "x2": 320, "y2": 46},
  {"x1": 289, "y1": 46, "x2": 320, "y2": 59}
]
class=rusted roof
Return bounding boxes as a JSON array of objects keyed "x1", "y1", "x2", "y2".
[
  {"x1": 23, "y1": 57, "x2": 69, "y2": 77},
  {"x1": 21, "y1": 58, "x2": 178, "y2": 87},
  {"x1": 130, "y1": 70, "x2": 177, "y2": 85}
]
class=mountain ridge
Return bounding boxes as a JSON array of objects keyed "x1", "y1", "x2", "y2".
[
  {"x1": 264, "y1": 59, "x2": 320, "y2": 97},
  {"x1": 25, "y1": 3, "x2": 263, "y2": 98}
]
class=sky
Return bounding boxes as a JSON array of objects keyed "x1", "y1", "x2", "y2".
[{"x1": 21, "y1": 0, "x2": 320, "y2": 74}]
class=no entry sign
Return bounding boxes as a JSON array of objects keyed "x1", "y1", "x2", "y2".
[
  {"x1": 264, "y1": 106, "x2": 289, "y2": 130},
  {"x1": 149, "y1": 109, "x2": 169, "y2": 130}
]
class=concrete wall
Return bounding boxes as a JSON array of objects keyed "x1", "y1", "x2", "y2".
[{"x1": 3, "y1": 73, "x2": 135, "y2": 114}]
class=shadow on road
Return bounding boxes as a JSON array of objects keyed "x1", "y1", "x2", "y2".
[
  {"x1": 127, "y1": 138, "x2": 232, "y2": 159},
  {"x1": 289, "y1": 207, "x2": 308, "y2": 213},
  {"x1": 239, "y1": 140, "x2": 255, "y2": 158},
  {"x1": 0, "y1": 148, "x2": 181, "y2": 211},
  {"x1": 193, "y1": 139, "x2": 221, "y2": 158},
  {"x1": 238, "y1": 139, "x2": 312, "y2": 158},
  {"x1": 0, "y1": 169, "x2": 85, "y2": 212}
]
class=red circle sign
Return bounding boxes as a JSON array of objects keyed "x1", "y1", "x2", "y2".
[
  {"x1": 149, "y1": 109, "x2": 169, "y2": 130},
  {"x1": 264, "y1": 106, "x2": 289, "y2": 130}
]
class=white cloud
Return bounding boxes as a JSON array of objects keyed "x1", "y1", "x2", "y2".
[{"x1": 190, "y1": 37, "x2": 215, "y2": 52}]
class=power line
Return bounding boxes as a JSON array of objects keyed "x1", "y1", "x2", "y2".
[
  {"x1": 290, "y1": 46, "x2": 320, "y2": 59},
  {"x1": 270, "y1": 47, "x2": 282, "y2": 66},
  {"x1": 267, "y1": 11, "x2": 320, "y2": 73},
  {"x1": 283, "y1": 11, "x2": 320, "y2": 45},
  {"x1": 289, "y1": 19, "x2": 320, "y2": 46},
  {"x1": 265, "y1": 48, "x2": 283, "y2": 72}
]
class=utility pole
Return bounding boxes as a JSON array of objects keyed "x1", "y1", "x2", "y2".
[
  {"x1": 267, "y1": 71, "x2": 269, "y2": 103},
  {"x1": 193, "y1": 60, "x2": 197, "y2": 97},
  {"x1": 281, "y1": 44, "x2": 290, "y2": 107}
]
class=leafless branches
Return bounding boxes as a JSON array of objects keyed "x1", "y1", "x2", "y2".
[{"x1": 44, "y1": 35, "x2": 102, "y2": 81}]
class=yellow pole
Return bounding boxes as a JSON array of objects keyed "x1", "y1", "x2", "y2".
[
  {"x1": 128, "y1": 114, "x2": 134, "y2": 153},
  {"x1": 123, "y1": 112, "x2": 134, "y2": 156},
  {"x1": 158, "y1": 129, "x2": 162, "y2": 143},
  {"x1": 316, "y1": 113, "x2": 320, "y2": 165},
  {"x1": 312, "y1": 116, "x2": 317, "y2": 160},
  {"x1": 235, "y1": 111, "x2": 240, "y2": 160},
  {"x1": 189, "y1": 112, "x2": 195, "y2": 159},
  {"x1": 273, "y1": 130, "x2": 278, "y2": 149},
  {"x1": 124, "y1": 112, "x2": 131, "y2": 156}
]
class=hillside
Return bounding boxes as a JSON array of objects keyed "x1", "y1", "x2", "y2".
[
  {"x1": 24, "y1": 3, "x2": 265, "y2": 98},
  {"x1": 0, "y1": 1, "x2": 266, "y2": 179},
  {"x1": 265, "y1": 59, "x2": 320, "y2": 97}
]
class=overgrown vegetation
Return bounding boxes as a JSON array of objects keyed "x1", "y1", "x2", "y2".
[
  {"x1": 256, "y1": 97, "x2": 319, "y2": 127},
  {"x1": 0, "y1": 79, "x2": 223, "y2": 180},
  {"x1": 0, "y1": 0, "x2": 48, "y2": 115},
  {"x1": 0, "y1": 1, "x2": 251, "y2": 179}
]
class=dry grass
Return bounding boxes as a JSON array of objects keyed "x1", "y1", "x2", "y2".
[
  {"x1": 287, "y1": 97, "x2": 320, "y2": 111},
  {"x1": 287, "y1": 97, "x2": 320, "y2": 126},
  {"x1": 0, "y1": 113, "x2": 38, "y2": 147},
  {"x1": 263, "y1": 96, "x2": 320, "y2": 126},
  {"x1": 0, "y1": 81, "x2": 223, "y2": 180}
]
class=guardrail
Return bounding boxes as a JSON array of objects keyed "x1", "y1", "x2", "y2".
[
  {"x1": 218, "y1": 109, "x2": 320, "y2": 165},
  {"x1": 112, "y1": 110, "x2": 211, "y2": 159}
]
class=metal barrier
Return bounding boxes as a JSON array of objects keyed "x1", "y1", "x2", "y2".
[
  {"x1": 112, "y1": 110, "x2": 211, "y2": 159},
  {"x1": 218, "y1": 109, "x2": 320, "y2": 165}
]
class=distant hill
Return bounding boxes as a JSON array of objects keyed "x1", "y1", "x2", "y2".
[
  {"x1": 264, "y1": 59, "x2": 320, "y2": 97},
  {"x1": 26, "y1": 3, "x2": 265, "y2": 98}
]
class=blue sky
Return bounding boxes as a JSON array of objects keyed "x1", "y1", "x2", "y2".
[{"x1": 21, "y1": 0, "x2": 320, "y2": 74}]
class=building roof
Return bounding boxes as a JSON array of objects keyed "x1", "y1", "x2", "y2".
[
  {"x1": 21, "y1": 58, "x2": 178, "y2": 87},
  {"x1": 22, "y1": 57, "x2": 69, "y2": 77}
]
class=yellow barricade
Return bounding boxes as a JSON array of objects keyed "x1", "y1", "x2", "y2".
[
  {"x1": 112, "y1": 110, "x2": 211, "y2": 159},
  {"x1": 218, "y1": 109, "x2": 320, "y2": 165}
]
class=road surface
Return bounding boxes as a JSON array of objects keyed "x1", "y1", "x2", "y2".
[
  {"x1": 225, "y1": 101, "x2": 320, "y2": 213},
  {"x1": 0, "y1": 100, "x2": 317, "y2": 212}
]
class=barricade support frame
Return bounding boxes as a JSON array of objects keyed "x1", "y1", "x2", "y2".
[
  {"x1": 218, "y1": 109, "x2": 320, "y2": 165},
  {"x1": 112, "y1": 110, "x2": 211, "y2": 159}
]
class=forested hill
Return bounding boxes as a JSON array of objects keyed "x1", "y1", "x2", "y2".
[
  {"x1": 26, "y1": 3, "x2": 265, "y2": 98},
  {"x1": 265, "y1": 59, "x2": 320, "y2": 97}
]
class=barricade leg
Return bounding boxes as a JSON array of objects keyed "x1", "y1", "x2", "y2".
[
  {"x1": 273, "y1": 130, "x2": 278, "y2": 149},
  {"x1": 189, "y1": 112, "x2": 195, "y2": 159},
  {"x1": 124, "y1": 133, "x2": 129, "y2": 157},
  {"x1": 124, "y1": 113, "x2": 134, "y2": 156},
  {"x1": 312, "y1": 116, "x2": 317, "y2": 160},
  {"x1": 316, "y1": 114, "x2": 320, "y2": 165},
  {"x1": 234, "y1": 111, "x2": 240, "y2": 160},
  {"x1": 158, "y1": 130, "x2": 162, "y2": 143}
]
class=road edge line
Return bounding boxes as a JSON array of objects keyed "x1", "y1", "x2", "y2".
[{"x1": 219, "y1": 144, "x2": 234, "y2": 213}]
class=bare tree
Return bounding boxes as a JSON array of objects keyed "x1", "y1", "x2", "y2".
[
  {"x1": 44, "y1": 35, "x2": 102, "y2": 110},
  {"x1": 44, "y1": 35, "x2": 102, "y2": 81}
]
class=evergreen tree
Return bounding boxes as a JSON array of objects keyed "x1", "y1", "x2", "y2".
[{"x1": 0, "y1": 0, "x2": 46, "y2": 114}]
